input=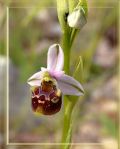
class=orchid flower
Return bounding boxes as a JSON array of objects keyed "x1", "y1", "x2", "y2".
[{"x1": 27, "y1": 44, "x2": 84, "y2": 115}]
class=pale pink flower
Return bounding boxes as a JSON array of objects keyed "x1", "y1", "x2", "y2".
[{"x1": 27, "y1": 44, "x2": 84, "y2": 115}]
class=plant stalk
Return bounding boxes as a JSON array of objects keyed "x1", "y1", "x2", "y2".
[{"x1": 61, "y1": 29, "x2": 75, "y2": 149}]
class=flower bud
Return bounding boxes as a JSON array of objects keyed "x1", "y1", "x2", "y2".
[{"x1": 67, "y1": 6, "x2": 87, "y2": 29}]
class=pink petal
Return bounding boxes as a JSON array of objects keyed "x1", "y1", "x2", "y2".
[
  {"x1": 47, "y1": 44, "x2": 64, "y2": 71},
  {"x1": 27, "y1": 71, "x2": 43, "y2": 86},
  {"x1": 49, "y1": 70, "x2": 65, "y2": 79},
  {"x1": 57, "y1": 74, "x2": 84, "y2": 96}
]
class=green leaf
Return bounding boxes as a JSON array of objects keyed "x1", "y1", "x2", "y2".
[
  {"x1": 68, "y1": 56, "x2": 84, "y2": 107},
  {"x1": 68, "y1": 0, "x2": 78, "y2": 13},
  {"x1": 73, "y1": 56, "x2": 84, "y2": 83},
  {"x1": 79, "y1": 0, "x2": 88, "y2": 17}
]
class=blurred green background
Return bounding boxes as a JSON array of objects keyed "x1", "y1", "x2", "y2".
[{"x1": 0, "y1": 0, "x2": 119, "y2": 149}]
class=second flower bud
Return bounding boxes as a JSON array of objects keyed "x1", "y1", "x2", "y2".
[{"x1": 67, "y1": 6, "x2": 87, "y2": 29}]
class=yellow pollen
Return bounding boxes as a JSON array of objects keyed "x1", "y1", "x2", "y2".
[{"x1": 56, "y1": 89, "x2": 61, "y2": 97}]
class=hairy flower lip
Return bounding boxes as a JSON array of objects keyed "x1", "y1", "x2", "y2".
[{"x1": 27, "y1": 44, "x2": 84, "y2": 96}]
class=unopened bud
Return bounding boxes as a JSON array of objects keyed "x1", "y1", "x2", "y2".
[{"x1": 67, "y1": 7, "x2": 87, "y2": 29}]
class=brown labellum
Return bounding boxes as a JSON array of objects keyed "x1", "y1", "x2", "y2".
[{"x1": 31, "y1": 80, "x2": 62, "y2": 115}]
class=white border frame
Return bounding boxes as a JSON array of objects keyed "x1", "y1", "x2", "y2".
[{"x1": 6, "y1": 1, "x2": 119, "y2": 147}]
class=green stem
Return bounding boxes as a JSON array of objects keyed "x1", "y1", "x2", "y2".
[
  {"x1": 70, "y1": 29, "x2": 79, "y2": 47},
  {"x1": 61, "y1": 98, "x2": 74, "y2": 149},
  {"x1": 57, "y1": 0, "x2": 88, "y2": 148},
  {"x1": 60, "y1": 2, "x2": 84, "y2": 147},
  {"x1": 61, "y1": 29, "x2": 75, "y2": 149}
]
